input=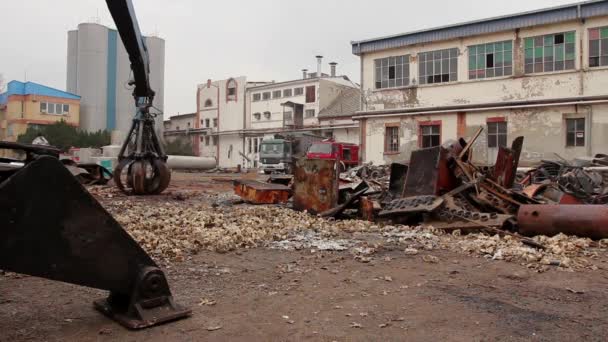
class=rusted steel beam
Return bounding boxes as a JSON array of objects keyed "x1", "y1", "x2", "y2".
[
  {"x1": 233, "y1": 179, "x2": 291, "y2": 204},
  {"x1": 518, "y1": 205, "x2": 608, "y2": 240}
]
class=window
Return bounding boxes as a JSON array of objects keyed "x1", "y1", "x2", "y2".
[
  {"x1": 385, "y1": 126, "x2": 399, "y2": 153},
  {"x1": 263, "y1": 111, "x2": 271, "y2": 119},
  {"x1": 305, "y1": 86, "x2": 316, "y2": 103},
  {"x1": 525, "y1": 32, "x2": 575, "y2": 74},
  {"x1": 40, "y1": 102, "x2": 47, "y2": 113},
  {"x1": 176, "y1": 126, "x2": 180, "y2": 130},
  {"x1": 205, "y1": 118, "x2": 210, "y2": 127},
  {"x1": 262, "y1": 92, "x2": 271, "y2": 100},
  {"x1": 41, "y1": 102, "x2": 67, "y2": 115},
  {"x1": 204, "y1": 99, "x2": 213, "y2": 107},
  {"x1": 213, "y1": 118, "x2": 218, "y2": 127},
  {"x1": 294, "y1": 87, "x2": 304, "y2": 96},
  {"x1": 375, "y1": 55, "x2": 410, "y2": 89},
  {"x1": 248, "y1": 138, "x2": 252, "y2": 153},
  {"x1": 419, "y1": 48, "x2": 458, "y2": 84},
  {"x1": 253, "y1": 112, "x2": 261, "y2": 120},
  {"x1": 254, "y1": 138, "x2": 259, "y2": 153},
  {"x1": 284, "y1": 111, "x2": 293, "y2": 120},
  {"x1": 213, "y1": 136, "x2": 218, "y2": 146},
  {"x1": 226, "y1": 78, "x2": 237, "y2": 100},
  {"x1": 566, "y1": 118, "x2": 585, "y2": 147},
  {"x1": 63, "y1": 104, "x2": 69, "y2": 113},
  {"x1": 420, "y1": 124, "x2": 440, "y2": 148},
  {"x1": 487, "y1": 121, "x2": 507, "y2": 148},
  {"x1": 187, "y1": 122, "x2": 191, "y2": 128},
  {"x1": 305, "y1": 109, "x2": 315, "y2": 118},
  {"x1": 273, "y1": 90, "x2": 282, "y2": 99},
  {"x1": 469, "y1": 41, "x2": 513, "y2": 79},
  {"x1": 283, "y1": 89, "x2": 292, "y2": 97},
  {"x1": 589, "y1": 27, "x2": 608, "y2": 67},
  {"x1": 205, "y1": 136, "x2": 210, "y2": 146},
  {"x1": 252, "y1": 93, "x2": 261, "y2": 102}
]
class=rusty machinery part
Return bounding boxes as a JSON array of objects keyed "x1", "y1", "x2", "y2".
[
  {"x1": 0, "y1": 156, "x2": 190, "y2": 328},
  {"x1": 293, "y1": 159, "x2": 340, "y2": 214},
  {"x1": 379, "y1": 195, "x2": 444, "y2": 217},
  {"x1": 517, "y1": 205, "x2": 608, "y2": 240},
  {"x1": 114, "y1": 157, "x2": 171, "y2": 195},
  {"x1": 233, "y1": 179, "x2": 291, "y2": 204}
]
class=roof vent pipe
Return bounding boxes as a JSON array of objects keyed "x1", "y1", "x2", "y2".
[
  {"x1": 329, "y1": 62, "x2": 337, "y2": 77},
  {"x1": 302, "y1": 69, "x2": 308, "y2": 79},
  {"x1": 316, "y1": 55, "x2": 323, "y2": 78}
]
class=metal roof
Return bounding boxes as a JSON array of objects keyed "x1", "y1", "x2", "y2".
[
  {"x1": 0, "y1": 80, "x2": 80, "y2": 104},
  {"x1": 351, "y1": 0, "x2": 608, "y2": 55}
]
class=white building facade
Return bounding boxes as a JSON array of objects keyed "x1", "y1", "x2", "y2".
[{"x1": 352, "y1": 1, "x2": 608, "y2": 166}]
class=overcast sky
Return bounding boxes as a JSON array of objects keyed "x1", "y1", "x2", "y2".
[{"x1": 1, "y1": 0, "x2": 581, "y2": 119}]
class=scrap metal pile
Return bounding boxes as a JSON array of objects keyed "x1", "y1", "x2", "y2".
[{"x1": 236, "y1": 127, "x2": 608, "y2": 245}]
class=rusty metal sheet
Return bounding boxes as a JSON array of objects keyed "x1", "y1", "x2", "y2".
[
  {"x1": 403, "y1": 147, "x2": 457, "y2": 197},
  {"x1": 388, "y1": 162, "x2": 408, "y2": 197},
  {"x1": 293, "y1": 159, "x2": 339, "y2": 214},
  {"x1": 359, "y1": 196, "x2": 375, "y2": 221},
  {"x1": 518, "y1": 205, "x2": 608, "y2": 239},
  {"x1": 234, "y1": 179, "x2": 291, "y2": 204},
  {"x1": 493, "y1": 136, "x2": 523, "y2": 189}
]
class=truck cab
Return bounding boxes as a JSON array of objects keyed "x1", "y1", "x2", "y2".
[
  {"x1": 306, "y1": 140, "x2": 360, "y2": 170},
  {"x1": 259, "y1": 139, "x2": 292, "y2": 174}
]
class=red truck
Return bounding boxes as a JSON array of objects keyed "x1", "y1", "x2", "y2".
[{"x1": 306, "y1": 140, "x2": 360, "y2": 170}]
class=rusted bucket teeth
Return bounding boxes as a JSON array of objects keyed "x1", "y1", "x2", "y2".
[{"x1": 0, "y1": 156, "x2": 190, "y2": 329}]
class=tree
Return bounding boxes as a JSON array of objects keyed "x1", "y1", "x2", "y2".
[
  {"x1": 163, "y1": 137, "x2": 195, "y2": 156},
  {"x1": 17, "y1": 120, "x2": 110, "y2": 151}
]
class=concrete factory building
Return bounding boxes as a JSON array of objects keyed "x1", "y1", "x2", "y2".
[
  {"x1": 66, "y1": 23, "x2": 165, "y2": 136},
  {"x1": 0, "y1": 80, "x2": 80, "y2": 142},
  {"x1": 352, "y1": 0, "x2": 608, "y2": 166}
]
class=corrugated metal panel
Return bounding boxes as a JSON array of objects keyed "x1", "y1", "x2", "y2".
[
  {"x1": 1, "y1": 80, "x2": 80, "y2": 101},
  {"x1": 352, "y1": 1, "x2": 608, "y2": 55}
]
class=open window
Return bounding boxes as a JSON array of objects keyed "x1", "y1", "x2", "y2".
[{"x1": 226, "y1": 78, "x2": 237, "y2": 101}]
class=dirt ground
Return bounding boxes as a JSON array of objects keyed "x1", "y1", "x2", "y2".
[{"x1": 1, "y1": 171, "x2": 608, "y2": 341}]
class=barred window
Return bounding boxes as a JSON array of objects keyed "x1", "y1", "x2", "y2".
[
  {"x1": 283, "y1": 89, "x2": 293, "y2": 97},
  {"x1": 419, "y1": 48, "x2": 458, "y2": 85},
  {"x1": 469, "y1": 41, "x2": 513, "y2": 79},
  {"x1": 589, "y1": 27, "x2": 608, "y2": 67},
  {"x1": 525, "y1": 32, "x2": 575, "y2": 74},
  {"x1": 273, "y1": 90, "x2": 282, "y2": 99},
  {"x1": 294, "y1": 87, "x2": 304, "y2": 96},
  {"x1": 566, "y1": 118, "x2": 585, "y2": 147},
  {"x1": 374, "y1": 55, "x2": 410, "y2": 89},
  {"x1": 305, "y1": 109, "x2": 315, "y2": 118},
  {"x1": 252, "y1": 94, "x2": 261, "y2": 102},
  {"x1": 385, "y1": 127, "x2": 399, "y2": 152},
  {"x1": 262, "y1": 92, "x2": 271, "y2": 100}
]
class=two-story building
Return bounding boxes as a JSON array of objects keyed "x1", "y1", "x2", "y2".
[
  {"x1": 0, "y1": 80, "x2": 80, "y2": 142},
  {"x1": 352, "y1": 0, "x2": 608, "y2": 166}
]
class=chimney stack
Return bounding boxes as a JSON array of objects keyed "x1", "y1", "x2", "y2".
[
  {"x1": 207, "y1": 79, "x2": 212, "y2": 88},
  {"x1": 329, "y1": 62, "x2": 337, "y2": 77},
  {"x1": 316, "y1": 55, "x2": 323, "y2": 78},
  {"x1": 302, "y1": 69, "x2": 308, "y2": 79}
]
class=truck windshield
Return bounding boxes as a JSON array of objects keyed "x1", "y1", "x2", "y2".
[
  {"x1": 308, "y1": 143, "x2": 332, "y2": 154},
  {"x1": 261, "y1": 143, "x2": 284, "y2": 154}
]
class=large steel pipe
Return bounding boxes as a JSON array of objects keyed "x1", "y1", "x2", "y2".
[
  {"x1": 167, "y1": 155, "x2": 216, "y2": 170},
  {"x1": 517, "y1": 205, "x2": 608, "y2": 240}
]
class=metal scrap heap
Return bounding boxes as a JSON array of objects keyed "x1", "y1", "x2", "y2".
[{"x1": 241, "y1": 127, "x2": 608, "y2": 246}]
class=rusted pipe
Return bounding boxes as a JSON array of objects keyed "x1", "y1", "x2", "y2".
[{"x1": 517, "y1": 205, "x2": 608, "y2": 240}]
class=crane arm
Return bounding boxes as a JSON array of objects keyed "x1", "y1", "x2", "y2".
[{"x1": 105, "y1": 0, "x2": 154, "y2": 102}]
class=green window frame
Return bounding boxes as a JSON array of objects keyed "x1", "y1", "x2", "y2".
[
  {"x1": 468, "y1": 41, "x2": 513, "y2": 80},
  {"x1": 418, "y1": 48, "x2": 458, "y2": 85},
  {"x1": 524, "y1": 32, "x2": 576, "y2": 74},
  {"x1": 589, "y1": 27, "x2": 608, "y2": 67}
]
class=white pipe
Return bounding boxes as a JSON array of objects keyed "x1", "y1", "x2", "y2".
[{"x1": 167, "y1": 155, "x2": 216, "y2": 170}]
